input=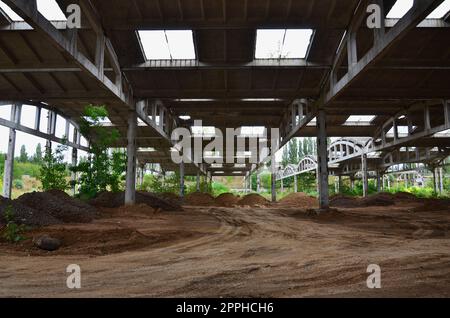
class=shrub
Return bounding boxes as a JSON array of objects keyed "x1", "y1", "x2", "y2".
[
  {"x1": 39, "y1": 143, "x2": 69, "y2": 191},
  {"x1": 13, "y1": 179, "x2": 23, "y2": 190},
  {"x1": 1, "y1": 205, "x2": 27, "y2": 243}
]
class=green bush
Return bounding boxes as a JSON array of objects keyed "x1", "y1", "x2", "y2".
[
  {"x1": 1, "y1": 205, "x2": 27, "y2": 243},
  {"x1": 39, "y1": 143, "x2": 70, "y2": 192},
  {"x1": 13, "y1": 179, "x2": 23, "y2": 190}
]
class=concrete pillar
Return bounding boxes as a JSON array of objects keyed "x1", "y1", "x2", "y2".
[
  {"x1": 2, "y1": 104, "x2": 21, "y2": 199},
  {"x1": 376, "y1": 171, "x2": 382, "y2": 192},
  {"x1": 387, "y1": 175, "x2": 391, "y2": 190},
  {"x1": 404, "y1": 173, "x2": 409, "y2": 189},
  {"x1": 46, "y1": 110, "x2": 55, "y2": 156},
  {"x1": 433, "y1": 168, "x2": 438, "y2": 195},
  {"x1": 439, "y1": 168, "x2": 444, "y2": 194},
  {"x1": 71, "y1": 129, "x2": 78, "y2": 196},
  {"x1": 294, "y1": 174, "x2": 298, "y2": 193},
  {"x1": 256, "y1": 173, "x2": 261, "y2": 193},
  {"x1": 271, "y1": 153, "x2": 276, "y2": 202},
  {"x1": 280, "y1": 178, "x2": 284, "y2": 192},
  {"x1": 125, "y1": 112, "x2": 137, "y2": 205},
  {"x1": 196, "y1": 171, "x2": 200, "y2": 192},
  {"x1": 180, "y1": 162, "x2": 185, "y2": 198},
  {"x1": 361, "y1": 154, "x2": 368, "y2": 197},
  {"x1": 316, "y1": 109, "x2": 329, "y2": 209},
  {"x1": 350, "y1": 177, "x2": 355, "y2": 190},
  {"x1": 338, "y1": 175, "x2": 342, "y2": 194}
]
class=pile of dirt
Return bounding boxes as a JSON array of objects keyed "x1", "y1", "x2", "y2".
[
  {"x1": 278, "y1": 193, "x2": 318, "y2": 208},
  {"x1": 0, "y1": 195, "x2": 59, "y2": 227},
  {"x1": 89, "y1": 191, "x2": 182, "y2": 211},
  {"x1": 238, "y1": 194, "x2": 270, "y2": 207},
  {"x1": 215, "y1": 193, "x2": 240, "y2": 207},
  {"x1": 185, "y1": 192, "x2": 216, "y2": 206},
  {"x1": 362, "y1": 193, "x2": 396, "y2": 207},
  {"x1": 114, "y1": 204, "x2": 157, "y2": 216},
  {"x1": 157, "y1": 192, "x2": 182, "y2": 203},
  {"x1": 412, "y1": 199, "x2": 450, "y2": 212},
  {"x1": 16, "y1": 191, "x2": 99, "y2": 224},
  {"x1": 330, "y1": 195, "x2": 358, "y2": 208},
  {"x1": 393, "y1": 192, "x2": 420, "y2": 202}
]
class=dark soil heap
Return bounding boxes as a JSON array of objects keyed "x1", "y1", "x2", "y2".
[
  {"x1": 237, "y1": 194, "x2": 270, "y2": 207},
  {"x1": 278, "y1": 192, "x2": 318, "y2": 208},
  {"x1": 16, "y1": 190, "x2": 99, "y2": 223},
  {"x1": 0, "y1": 195, "x2": 59, "y2": 227},
  {"x1": 185, "y1": 192, "x2": 216, "y2": 206},
  {"x1": 215, "y1": 193, "x2": 240, "y2": 207},
  {"x1": 89, "y1": 191, "x2": 182, "y2": 211}
]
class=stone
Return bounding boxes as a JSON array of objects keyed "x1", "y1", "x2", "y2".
[{"x1": 34, "y1": 235, "x2": 61, "y2": 251}]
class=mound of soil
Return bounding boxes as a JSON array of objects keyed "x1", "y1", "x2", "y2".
[
  {"x1": 278, "y1": 193, "x2": 318, "y2": 208},
  {"x1": 362, "y1": 193, "x2": 395, "y2": 207},
  {"x1": 393, "y1": 192, "x2": 419, "y2": 202},
  {"x1": 16, "y1": 191, "x2": 99, "y2": 223},
  {"x1": 0, "y1": 196, "x2": 59, "y2": 227},
  {"x1": 412, "y1": 199, "x2": 450, "y2": 212},
  {"x1": 215, "y1": 193, "x2": 240, "y2": 207},
  {"x1": 330, "y1": 195, "x2": 358, "y2": 208},
  {"x1": 185, "y1": 192, "x2": 216, "y2": 206},
  {"x1": 115, "y1": 204, "x2": 157, "y2": 216},
  {"x1": 157, "y1": 192, "x2": 182, "y2": 204},
  {"x1": 238, "y1": 194, "x2": 270, "y2": 207},
  {"x1": 89, "y1": 191, "x2": 182, "y2": 211}
]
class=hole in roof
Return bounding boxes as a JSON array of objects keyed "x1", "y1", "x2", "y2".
[
  {"x1": 255, "y1": 29, "x2": 313, "y2": 59},
  {"x1": 387, "y1": 0, "x2": 414, "y2": 19},
  {"x1": 427, "y1": 0, "x2": 450, "y2": 19},
  {"x1": 37, "y1": 0, "x2": 67, "y2": 21},
  {"x1": 387, "y1": 0, "x2": 450, "y2": 19},
  {"x1": 138, "y1": 30, "x2": 196, "y2": 60},
  {"x1": 179, "y1": 115, "x2": 191, "y2": 120},
  {"x1": 344, "y1": 115, "x2": 376, "y2": 125},
  {"x1": 0, "y1": 1, "x2": 23, "y2": 21}
]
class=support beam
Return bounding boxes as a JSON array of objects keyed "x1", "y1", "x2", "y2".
[
  {"x1": 180, "y1": 161, "x2": 185, "y2": 198},
  {"x1": 256, "y1": 173, "x2": 261, "y2": 193},
  {"x1": 316, "y1": 109, "x2": 329, "y2": 209},
  {"x1": 71, "y1": 129, "x2": 78, "y2": 196},
  {"x1": 294, "y1": 174, "x2": 298, "y2": 193},
  {"x1": 361, "y1": 154, "x2": 369, "y2": 197},
  {"x1": 196, "y1": 171, "x2": 200, "y2": 192},
  {"x1": 125, "y1": 112, "x2": 137, "y2": 205},
  {"x1": 271, "y1": 152, "x2": 276, "y2": 202},
  {"x1": 439, "y1": 167, "x2": 444, "y2": 194},
  {"x1": 2, "y1": 103, "x2": 20, "y2": 199},
  {"x1": 376, "y1": 171, "x2": 382, "y2": 193}
]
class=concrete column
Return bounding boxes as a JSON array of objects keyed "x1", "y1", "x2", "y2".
[
  {"x1": 404, "y1": 174, "x2": 409, "y2": 189},
  {"x1": 294, "y1": 174, "x2": 298, "y2": 193},
  {"x1": 338, "y1": 175, "x2": 342, "y2": 194},
  {"x1": 361, "y1": 154, "x2": 369, "y2": 197},
  {"x1": 439, "y1": 168, "x2": 444, "y2": 194},
  {"x1": 180, "y1": 161, "x2": 185, "y2": 198},
  {"x1": 376, "y1": 171, "x2": 382, "y2": 192},
  {"x1": 125, "y1": 112, "x2": 137, "y2": 205},
  {"x1": 387, "y1": 175, "x2": 391, "y2": 190},
  {"x1": 196, "y1": 171, "x2": 200, "y2": 192},
  {"x1": 316, "y1": 109, "x2": 329, "y2": 209},
  {"x1": 433, "y1": 168, "x2": 438, "y2": 195},
  {"x1": 280, "y1": 178, "x2": 284, "y2": 192},
  {"x1": 256, "y1": 173, "x2": 261, "y2": 192},
  {"x1": 350, "y1": 177, "x2": 355, "y2": 190},
  {"x1": 2, "y1": 103, "x2": 21, "y2": 199},
  {"x1": 46, "y1": 110, "x2": 55, "y2": 156},
  {"x1": 271, "y1": 153, "x2": 276, "y2": 202},
  {"x1": 71, "y1": 129, "x2": 78, "y2": 196}
]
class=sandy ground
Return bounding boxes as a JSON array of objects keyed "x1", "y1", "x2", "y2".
[{"x1": 1, "y1": 201, "x2": 450, "y2": 298}]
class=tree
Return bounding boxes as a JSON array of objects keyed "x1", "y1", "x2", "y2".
[
  {"x1": 71, "y1": 105, "x2": 126, "y2": 199},
  {"x1": 281, "y1": 145, "x2": 289, "y2": 168},
  {"x1": 298, "y1": 139, "x2": 304, "y2": 159},
  {"x1": 302, "y1": 138, "x2": 308, "y2": 157},
  {"x1": 19, "y1": 145, "x2": 28, "y2": 163},
  {"x1": 34, "y1": 143, "x2": 43, "y2": 164},
  {"x1": 39, "y1": 142, "x2": 69, "y2": 191},
  {"x1": 288, "y1": 139, "x2": 298, "y2": 164}
]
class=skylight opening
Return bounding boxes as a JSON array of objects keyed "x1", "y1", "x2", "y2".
[
  {"x1": 427, "y1": 0, "x2": 450, "y2": 19},
  {"x1": 255, "y1": 29, "x2": 314, "y2": 59},
  {"x1": 138, "y1": 30, "x2": 196, "y2": 60},
  {"x1": 344, "y1": 115, "x2": 376, "y2": 126},
  {"x1": 0, "y1": 1, "x2": 23, "y2": 21},
  {"x1": 387, "y1": 0, "x2": 414, "y2": 19},
  {"x1": 37, "y1": 0, "x2": 67, "y2": 21},
  {"x1": 179, "y1": 115, "x2": 191, "y2": 121}
]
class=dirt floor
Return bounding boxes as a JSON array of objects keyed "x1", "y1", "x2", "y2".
[{"x1": 1, "y1": 195, "x2": 450, "y2": 297}]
